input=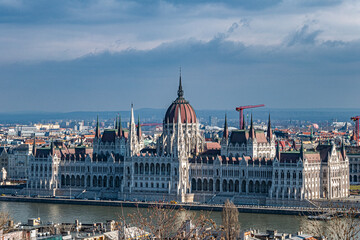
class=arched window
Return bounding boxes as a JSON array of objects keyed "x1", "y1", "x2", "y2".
[
  {"x1": 140, "y1": 163, "x2": 144, "y2": 174},
  {"x1": 109, "y1": 176, "x2": 113, "y2": 188},
  {"x1": 209, "y1": 179, "x2": 213, "y2": 191},
  {"x1": 93, "y1": 176, "x2": 97, "y2": 187},
  {"x1": 61, "y1": 175, "x2": 65, "y2": 186},
  {"x1": 229, "y1": 180, "x2": 234, "y2": 192},
  {"x1": 103, "y1": 176, "x2": 107, "y2": 187},
  {"x1": 161, "y1": 164, "x2": 165, "y2": 175},
  {"x1": 156, "y1": 164, "x2": 160, "y2": 175},
  {"x1": 71, "y1": 175, "x2": 75, "y2": 186},
  {"x1": 150, "y1": 163, "x2": 155, "y2": 175},
  {"x1": 87, "y1": 176, "x2": 90, "y2": 187},
  {"x1": 255, "y1": 181, "x2": 260, "y2": 193},
  {"x1": 98, "y1": 176, "x2": 102, "y2": 187},
  {"x1": 242, "y1": 180, "x2": 246, "y2": 193},
  {"x1": 248, "y1": 181, "x2": 254, "y2": 193},
  {"x1": 81, "y1": 176, "x2": 85, "y2": 187},
  {"x1": 115, "y1": 176, "x2": 120, "y2": 188},
  {"x1": 167, "y1": 164, "x2": 171, "y2": 176},
  {"x1": 203, "y1": 179, "x2": 208, "y2": 191},
  {"x1": 235, "y1": 180, "x2": 239, "y2": 192},
  {"x1": 66, "y1": 175, "x2": 70, "y2": 186},
  {"x1": 197, "y1": 179, "x2": 202, "y2": 191},
  {"x1": 145, "y1": 163, "x2": 149, "y2": 174},
  {"x1": 191, "y1": 178, "x2": 196, "y2": 191},
  {"x1": 222, "y1": 180, "x2": 228, "y2": 192},
  {"x1": 215, "y1": 179, "x2": 220, "y2": 192},
  {"x1": 134, "y1": 163, "x2": 138, "y2": 174},
  {"x1": 261, "y1": 181, "x2": 267, "y2": 194},
  {"x1": 76, "y1": 175, "x2": 80, "y2": 186}
]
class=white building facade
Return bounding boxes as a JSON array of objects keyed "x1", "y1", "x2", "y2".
[{"x1": 26, "y1": 77, "x2": 350, "y2": 203}]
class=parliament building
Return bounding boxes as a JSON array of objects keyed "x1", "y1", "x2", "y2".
[{"x1": 26, "y1": 76, "x2": 350, "y2": 205}]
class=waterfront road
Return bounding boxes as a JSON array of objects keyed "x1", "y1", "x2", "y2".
[{"x1": 0, "y1": 196, "x2": 335, "y2": 216}]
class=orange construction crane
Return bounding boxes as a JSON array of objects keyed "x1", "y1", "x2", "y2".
[
  {"x1": 351, "y1": 116, "x2": 360, "y2": 145},
  {"x1": 236, "y1": 104, "x2": 265, "y2": 129}
]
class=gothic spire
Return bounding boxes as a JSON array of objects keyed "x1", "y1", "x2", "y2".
[
  {"x1": 118, "y1": 114, "x2": 122, "y2": 138},
  {"x1": 115, "y1": 115, "x2": 118, "y2": 130},
  {"x1": 249, "y1": 113, "x2": 255, "y2": 139},
  {"x1": 267, "y1": 113, "x2": 272, "y2": 140},
  {"x1": 130, "y1": 103, "x2": 135, "y2": 124},
  {"x1": 95, "y1": 115, "x2": 100, "y2": 139},
  {"x1": 223, "y1": 114, "x2": 229, "y2": 140},
  {"x1": 177, "y1": 69, "x2": 184, "y2": 99}
]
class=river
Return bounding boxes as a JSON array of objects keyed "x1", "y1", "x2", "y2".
[{"x1": 2, "y1": 201, "x2": 309, "y2": 233}]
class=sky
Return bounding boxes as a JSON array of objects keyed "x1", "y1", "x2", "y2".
[{"x1": 0, "y1": 0, "x2": 360, "y2": 112}]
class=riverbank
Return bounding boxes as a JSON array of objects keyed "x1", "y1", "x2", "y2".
[{"x1": 0, "y1": 196, "x2": 325, "y2": 216}]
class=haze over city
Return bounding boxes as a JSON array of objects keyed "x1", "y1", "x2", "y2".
[
  {"x1": 2, "y1": 1, "x2": 360, "y2": 240},
  {"x1": 1, "y1": 0, "x2": 360, "y2": 112}
]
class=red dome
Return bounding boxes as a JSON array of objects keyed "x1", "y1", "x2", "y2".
[{"x1": 164, "y1": 76, "x2": 197, "y2": 124}]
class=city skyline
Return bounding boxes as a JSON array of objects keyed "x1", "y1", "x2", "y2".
[{"x1": 1, "y1": 0, "x2": 359, "y2": 111}]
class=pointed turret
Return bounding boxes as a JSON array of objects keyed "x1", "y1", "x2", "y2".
[
  {"x1": 128, "y1": 103, "x2": 138, "y2": 156},
  {"x1": 115, "y1": 116, "x2": 118, "y2": 130},
  {"x1": 177, "y1": 70, "x2": 184, "y2": 99},
  {"x1": 292, "y1": 139, "x2": 297, "y2": 151},
  {"x1": 267, "y1": 113, "x2": 272, "y2": 141},
  {"x1": 32, "y1": 136, "x2": 36, "y2": 156},
  {"x1": 223, "y1": 114, "x2": 229, "y2": 140},
  {"x1": 50, "y1": 140, "x2": 54, "y2": 156},
  {"x1": 249, "y1": 114, "x2": 255, "y2": 139},
  {"x1": 118, "y1": 115, "x2": 123, "y2": 138},
  {"x1": 95, "y1": 115, "x2": 100, "y2": 139}
]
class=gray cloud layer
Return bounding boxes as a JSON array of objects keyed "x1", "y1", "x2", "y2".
[{"x1": 0, "y1": 0, "x2": 359, "y2": 111}]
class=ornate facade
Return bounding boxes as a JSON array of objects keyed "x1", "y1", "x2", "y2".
[{"x1": 26, "y1": 76, "x2": 350, "y2": 204}]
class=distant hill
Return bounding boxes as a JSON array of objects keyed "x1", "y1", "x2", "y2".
[{"x1": 0, "y1": 108, "x2": 359, "y2": 125}]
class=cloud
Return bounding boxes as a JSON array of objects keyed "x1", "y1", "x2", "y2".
[
  {"x1": 0, "y1": 0, "x2": 359, "y2": 112},
  {"x1": 0, "y1": 0, "x2": 359, "y2": 63},
  {"x1": 1, "y1": 32, "x2": 360, "y2": 112},
  {"x1": 285, "y1": 24, "x2": 322, "y2": 46}
]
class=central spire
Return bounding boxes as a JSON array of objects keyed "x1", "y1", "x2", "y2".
[{"x1": 177, "y1": 68, "x2": 184, "y2": 99}]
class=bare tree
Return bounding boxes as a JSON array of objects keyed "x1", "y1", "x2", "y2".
[
  {"x1": 0, "y1": 212, "x2": 12, "y2": 233},
  {"x1": 117, "y1": 204, "x2": 219, "y2": 239},
  {"x1": 221, "y1": 199, "x2": 240, "y2": 240},
  {"x1": 302, "y1": 207, "x2": 360, "y2": 240}
]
